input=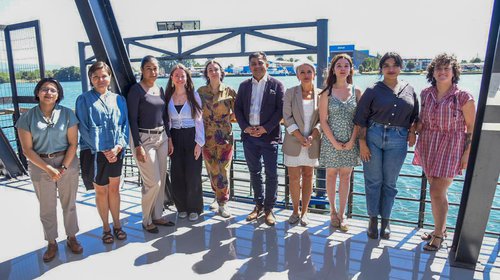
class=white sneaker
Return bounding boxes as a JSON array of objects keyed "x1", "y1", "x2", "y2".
[
  {"x1": 178, "y1": 212, "x2": 187, "y2": 219},
  {"x1": 210, "y1": 198, "x2": 218, "y2": 210},
  {"x1": 188, "y1": 212, "x2": 199, "y2": 221},
  {"x1": 218, "y1": 205, "x2": 231, "y2": 218}
]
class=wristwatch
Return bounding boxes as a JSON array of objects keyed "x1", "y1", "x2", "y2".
[{"x1": 61, "y1": 164, "x2": 68, "y2": 170}]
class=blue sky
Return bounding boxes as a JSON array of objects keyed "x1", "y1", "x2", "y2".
[{"x1": 0, "y1": 0, "x2": 495, "y2": 68}]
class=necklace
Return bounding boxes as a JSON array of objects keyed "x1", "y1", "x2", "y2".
[{"x1": 301, "y1": 88, "x2": 313, "y2": 99}]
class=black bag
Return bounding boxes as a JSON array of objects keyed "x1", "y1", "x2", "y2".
[{"x1": 80, "y1": 149, "x2": 95, "y2": 191}]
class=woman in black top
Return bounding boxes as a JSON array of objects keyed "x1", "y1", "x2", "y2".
[
  {"x1": 354, "y1": 52, "x2": 419, "y2": 239},
  {"x1": 127, "y1": 55, "x2": 175, "y2": 233}
]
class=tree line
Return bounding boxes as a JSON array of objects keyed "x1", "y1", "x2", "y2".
[{"x1": 0, "y1": 66, "x2": 81, "y2": 84}]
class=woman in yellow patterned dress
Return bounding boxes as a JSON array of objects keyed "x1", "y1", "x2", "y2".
[{"x1": 198, "y1": 60, "x2": 236, "y2": 218}]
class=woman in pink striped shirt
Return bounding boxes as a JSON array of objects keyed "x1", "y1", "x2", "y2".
[{"x1": 413, "y1": 53, "x2": 476, "y2": 251}]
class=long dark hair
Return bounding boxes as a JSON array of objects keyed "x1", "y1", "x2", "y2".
[
  {"x1": 320, "y1": 53, "x2": 354, "y2": 96},
  {"x1": 165, "y1": 63, "x2": 201, "y2": 119}
]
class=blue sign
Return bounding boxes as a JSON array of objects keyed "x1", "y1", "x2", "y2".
[{"x1": 329, "y1": 44, "x2": 355, "y2": 52}]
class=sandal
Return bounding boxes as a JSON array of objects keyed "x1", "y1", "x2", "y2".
[
  {"x1": 423, "y1": 235, "x2": 444, "y2": 251},
  {"x1": 337, "y1": 213, "x2": 349, "y2": 232},
  {"x1": 142, "y1": 224, "x2": 159, "y2": 234},
  {"x1": 330, "y1": 210, "x2": 340, "y2": 227},
  {"x1": 102, "y1": 230, "x2": 114, "y2": 244},
  {"x1": 113, "y1": 227, "x2": 127, "y2": 240},
  {"x1": 153, "y1": 219, "x2": 175, "y2": 227},
  {"x1": 421, "y1": 229, "x2": 447, "y2": 241}
]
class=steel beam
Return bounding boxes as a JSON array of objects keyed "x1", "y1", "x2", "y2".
[
  {"x1": 451, "y1": 0, "x2": 500, "y2": 269},
  {"x1": 316, "y1": 19, "x2": 328, "y2": 88},
  {"x1": 78, "y1": 42, "x2": 89, "y2": 93},
  {"x1": 75, "y1": 0, "x2": 135, "y2": 97}
]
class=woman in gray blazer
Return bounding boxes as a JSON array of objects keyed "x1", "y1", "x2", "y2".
[{"x1": 282, "y1": 61, "x2": 321, "y2": 226}]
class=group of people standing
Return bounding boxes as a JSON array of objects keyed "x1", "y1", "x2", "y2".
[{"x1": 16, "y1": 50, "x2": 475, "y2": 263}]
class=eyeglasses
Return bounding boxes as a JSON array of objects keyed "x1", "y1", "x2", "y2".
[{"x1": 40, "y1": 87, "x2": 58, "y2": 93}]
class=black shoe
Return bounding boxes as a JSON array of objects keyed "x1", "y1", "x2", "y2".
[
  {"x1": 142, "y1": 224, "x2": 159, "y2": 234},
  {"x1": 380, "y1": 218, "x2": 391, "y2": 239},
  {"x1": 367, "y1": 216, "x2": 378, "y2": 239}
]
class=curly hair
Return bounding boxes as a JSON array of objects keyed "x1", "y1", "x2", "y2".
[
  {"x1": 426, "y1": 53, "x2": 461, "y2": 86},
  {"x1": 203, "y1": 60, "x2": 225, "y2": 85},
  {"x1": 165, "y1": 63, "x2": 201, "y2": 119},
  {"x1": 320, "y1": 53, "x2": 354, "y2": 96}
]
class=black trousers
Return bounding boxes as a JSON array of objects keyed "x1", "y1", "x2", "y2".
[{"x1": 170, "y1": 127, "x2": 203, "y2": 214}]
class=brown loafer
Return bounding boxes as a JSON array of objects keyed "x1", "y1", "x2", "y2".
[
  {"x1": 67, "y1": 236, "x2": 83, "y2": 254},
  {"x1": 246, "y1": 205, "x2": 263, "y2": 221},
  {"x1": 43, "y1": 243, "x2": 58, "y2": 262},
  {"x1": 264, "y1": 210, "x2": 276, "y2": 226}
]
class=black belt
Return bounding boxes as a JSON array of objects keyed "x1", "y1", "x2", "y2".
[
  {"x1": 138, "y1": 128, "x2": 164, "y2": 134},
  {"x1": 39, "y1": 150, "x2": 66, "y2": 158}
]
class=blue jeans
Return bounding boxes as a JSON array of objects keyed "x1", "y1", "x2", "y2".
[
  {"x1": 243, "y1": 136, "x2": 278, "y2": 210},
  {"x1": 363, "y1": 121, "x2": 408, "y2": 219}
]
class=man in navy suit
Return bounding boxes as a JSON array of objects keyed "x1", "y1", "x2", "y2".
[{"x1": 235, "y1": 52, "x2": 285, "y2": 226}]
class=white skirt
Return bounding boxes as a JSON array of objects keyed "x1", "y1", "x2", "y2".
[{"x1": 284, "y1": 146, "x2": 319, "y2": 167}]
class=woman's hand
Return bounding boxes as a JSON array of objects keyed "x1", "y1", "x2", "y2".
[
  {"x1": 135, "y1": 146, "x2": 147, "y2": 163},
  {"x1": 344, "y1": 140, "x2": 355, "y2": 150},
  {"x1": 331, "y1": 139, "x2": 344, "y2": 151},
  {"x1": 359, "y1": 141, "x2": 371, "y2": 162},
  {"x1": 46, "y1": 165, "x2": 62, "y2": 181},
  {"x1": 168, "y1": 138, "x2": 174, "y2": 156},
  {"x1": 408, "y1": 132, "x2": 416, "y2": 147},
  {"x1": 194, "y1": 144, "x2": 202, "y2": 160},
  {"x1": 304, "y1": 135, "x2": 314, "y2": 147}
]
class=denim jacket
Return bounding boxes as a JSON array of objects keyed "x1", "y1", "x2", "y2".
[{"x1": 75, "y1": 89, "x2": 129, "y2": 156}]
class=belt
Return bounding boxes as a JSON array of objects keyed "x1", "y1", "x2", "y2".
[
  {"x1": 39, "y1": 150, "x2": 66, "y2": 158},
  {"x1": 138, "y1": 127, "x2": 164, "y2": 134}
]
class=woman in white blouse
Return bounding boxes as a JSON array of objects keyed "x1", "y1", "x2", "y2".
[
  {"x1": 282, "y1": 61, "x2": 321, "y2": 226},
  {"x1": 166, "y1": 64, "x2": 205, "y2": 221}
]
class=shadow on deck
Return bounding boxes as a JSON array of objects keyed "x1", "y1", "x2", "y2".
[{"x1": 0, "y1": 176, "x2": 498, "y2": 280}]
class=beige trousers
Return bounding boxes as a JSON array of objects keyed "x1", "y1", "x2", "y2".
[
  {"x1": 131, "y1": 131, "x2": 169, "y2": 226},
  {"x1": 28, "y1": 154, "x2": 80, "y2": 241}
]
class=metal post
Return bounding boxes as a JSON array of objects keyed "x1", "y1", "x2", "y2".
[
  {"x1": 33, "y1": 21, "x2": 45, "y2": 79},
  {"x1": 451, "y1": 0, "x2": 500, "y2": 269},
  {"x1": 316, "y1": 19, "x2": 328, "y2": 88},
  {"x1": 417, "y1": 172, "x2": 427, "y2": 228},
  {"x1": 177, "y1": 29, "x2": 182, "y2": 58},
  {"x1": 78, "y1": 42, "x2": 89, "y2": 93},
  {"x1": 347, "y1": 170, "x2": 354, "y2": 218}
]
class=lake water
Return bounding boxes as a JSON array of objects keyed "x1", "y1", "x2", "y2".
[{"x1": 1, "y1": 74, "x2": 498, "y2": 233}]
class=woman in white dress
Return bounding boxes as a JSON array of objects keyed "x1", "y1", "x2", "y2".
[{"x1": 282, "y1": 61, "x2": 321, "y2": 226}]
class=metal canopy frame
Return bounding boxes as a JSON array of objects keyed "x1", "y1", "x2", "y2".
[
  {"x1": 78, "y1": 17, "x2": 328, "y2": 92},
  {"x1": 4, "y1": 20, "x2": 44, "y2": 171}
]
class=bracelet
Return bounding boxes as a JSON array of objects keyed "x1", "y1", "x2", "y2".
[{"x1": 61, "y1": 164, "x2": 68, "y2": 170}]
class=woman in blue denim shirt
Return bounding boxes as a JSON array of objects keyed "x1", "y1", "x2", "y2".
[
  {"x1": 76, "y1": 61, "x2": 129, "y2": 244},
  {"x1": 354, "y1": 52, "x2": 419, "y2": 239}
]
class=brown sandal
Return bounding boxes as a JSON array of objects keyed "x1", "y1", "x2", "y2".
[
  {"x1": 102, "y1": 230, "x2": 114, "y2": 244},
  {"x1": 423, "y1": 235, "x2": 444, "y2": 251},
  {"x1": 421, "y1": 229, "x2": 447, "y2": 241},
  {"x1": 113, "y1": 227, "x2": 127, "y2": 240}
]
